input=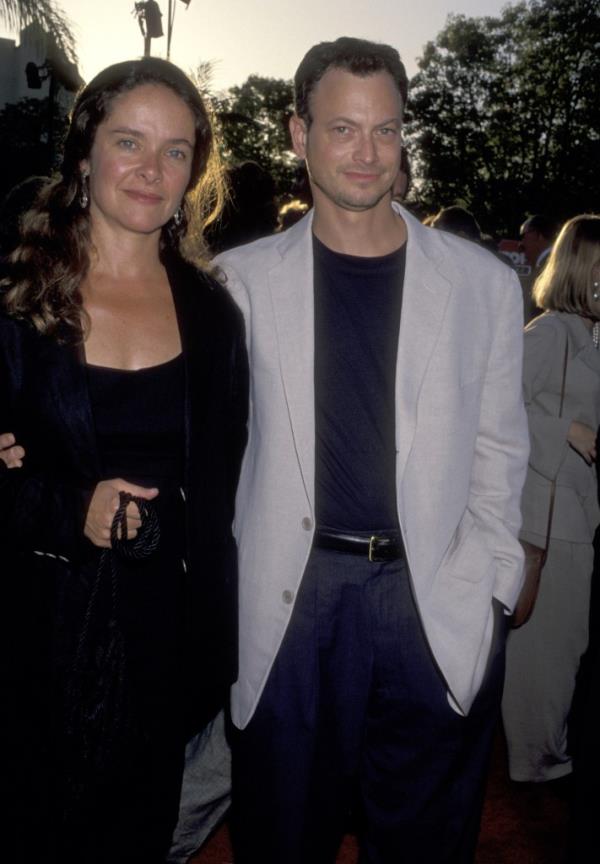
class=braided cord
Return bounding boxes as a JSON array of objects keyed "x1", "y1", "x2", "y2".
[
  {"x1": 110, "y1": 491, "x2": 160, "y2": 560},
  {"x1": 63, "y1": 490, "x2": 160, "y2": 814}
]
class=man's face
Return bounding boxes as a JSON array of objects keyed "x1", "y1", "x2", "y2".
[
  {"x1": 519, "y1": 228, "x2": 544, "y2": 267},
  {"x1": 290, "y1": 68, "x2": 403, "y2": 214}
]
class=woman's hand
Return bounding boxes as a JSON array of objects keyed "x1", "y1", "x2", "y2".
[
  {"x1": 84, "y1": 479, "x2": 159, "y2": 548},
  {"x1": 567, "y1": 421, "x2": 597, "y2": 465},
  {"x1": 0, "y1": 432, "x2": 25, "y2": 468}
]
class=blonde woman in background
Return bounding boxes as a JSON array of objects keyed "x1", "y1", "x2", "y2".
[{"x1": 502, "y1": 214, "x2": 600, "y2": 784}]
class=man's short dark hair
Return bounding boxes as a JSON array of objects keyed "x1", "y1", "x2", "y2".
[{"x1": 294, "y1": 37, "x2": 408, "y2": 124}]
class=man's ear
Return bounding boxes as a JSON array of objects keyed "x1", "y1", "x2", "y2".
[{"x1": 289, "y1": 113, "x2": 308, "y2": 159}]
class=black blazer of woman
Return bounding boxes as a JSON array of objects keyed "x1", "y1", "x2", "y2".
[{"x1": 0, "y1": 254, "x2": 249, "y2": 731}]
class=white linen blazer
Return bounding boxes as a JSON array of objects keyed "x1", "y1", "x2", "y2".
[{"x1": 217, "y1": 203, "x2": 529, "y2": 729}]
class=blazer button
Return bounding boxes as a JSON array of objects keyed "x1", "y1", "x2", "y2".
[
  {"x1": 282, "y1": 590, "x2": 294, "y2": 604},
  {"x1": 301, "y1": 517, "x2": 312, "y2": 531}
]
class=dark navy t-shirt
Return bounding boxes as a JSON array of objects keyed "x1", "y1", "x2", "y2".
[{"x1": 313, "y1": 234, "x2": 406, "y2": 532}]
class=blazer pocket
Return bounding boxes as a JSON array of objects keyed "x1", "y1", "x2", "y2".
[{"x1": 443, "y1": 510, "x2": 494, "y2": 584}]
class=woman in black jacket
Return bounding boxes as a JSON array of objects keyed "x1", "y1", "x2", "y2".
[{"x1": 0, "y1": 58, "x2": 247, "y2": 864}]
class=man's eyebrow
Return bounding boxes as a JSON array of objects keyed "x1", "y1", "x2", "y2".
[
  {"x1": 326, "y1": 116, "x2": 357, "y2": 125},
  {"x1": 326, "y1": 116, "x2": 401, "y2": 126},
  {"x1": 375, "y1": 117, "x2": 402, "y2": 126}
]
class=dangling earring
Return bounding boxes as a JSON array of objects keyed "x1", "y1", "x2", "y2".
[
  {"x1": 173, "y1": 205, "x2": 183, "y2": 227},
  {"x1": 593, "y1": 280, "x2": 599, "y2": 302},
  {"x1": 79, "y1": 173, "x2": 89, "y2": 209}
]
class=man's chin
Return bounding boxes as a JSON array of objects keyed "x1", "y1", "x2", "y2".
[
  {"x1": 335, "y1": 193, "x2": 391, "y2": 212},
  {"x1": 322, "y1": 187, "x2": 392, "y2": 213}
]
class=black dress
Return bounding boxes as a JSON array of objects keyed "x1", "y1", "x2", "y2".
[
  {"x1": 0, "y1": 259, "x2": 248, "y2": 864},
  {"x1": 56, "y1": 355, "x2": 190, "y2": 863}
]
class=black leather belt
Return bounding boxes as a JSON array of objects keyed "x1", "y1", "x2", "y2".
[{"x1": 314, "y1": 528, "x2": 404, "y2": 563}]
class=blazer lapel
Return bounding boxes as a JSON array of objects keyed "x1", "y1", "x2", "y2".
[
  {"x1": 394, "y1": 207, "x2": 453, "y2": 482},
  {"x1": 268, "y1": 216, "x2": 316, "y2": 506},
  {"x1": 166, "y1": 255, "x2": 215, "y2": 479}
]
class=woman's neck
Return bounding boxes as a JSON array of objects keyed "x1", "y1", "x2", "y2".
[{"x1": 88, "y1": 222, "x2": 164, "y2": 282}]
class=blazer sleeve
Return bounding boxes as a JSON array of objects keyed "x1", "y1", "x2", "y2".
[
  {"x1": 470, "y1": 268, "x2": 530, "y2": 608},
  {"x1": 522, "y1": 316, "x2": 571, "y2": 482},
  {"x1": 0, "y1": 468, "x2": 92, "y2": 559},
  {"x1": 0, "y1": 318, "x2": 92, "y2": 559}
]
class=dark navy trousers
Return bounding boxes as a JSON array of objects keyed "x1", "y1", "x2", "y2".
[{"x1": 231, "y1": 546, "x2": 507, "y2": 864}]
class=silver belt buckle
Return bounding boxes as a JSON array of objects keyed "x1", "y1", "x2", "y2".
[{"x1": 368, "y1": 535, "x2": 381, "y2": 563}]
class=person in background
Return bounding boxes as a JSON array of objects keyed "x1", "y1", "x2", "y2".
[
  {"x1": 206, "y1": 160, "x2": 279, "y2": 253},
  {"x1": 0, "y1": 57, "x2": 247, "y2": 864},
  {"x1": 518, "y1": 214, "x2": 558, "y2": 323},
  {"x1": 430, "y1": 204, "x2": 483, "y2": 244},
  {"x1": 502, "y1": 215, "x2": 600, "y2": 788},
  {"x1": 519, "y1": 213, "x2": 557, "y2": 274},
  {"x1": 279, "y1": 198, "x2": 310, "y2": 230}
]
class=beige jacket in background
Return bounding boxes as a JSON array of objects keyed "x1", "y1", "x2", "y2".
[{"x1": 520, "y1": 311, "x2": 600, "y2": 544}]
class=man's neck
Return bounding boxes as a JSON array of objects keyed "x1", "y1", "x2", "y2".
[{"x1": 312, "y1": 197, "x2": 406, "y2": 257}]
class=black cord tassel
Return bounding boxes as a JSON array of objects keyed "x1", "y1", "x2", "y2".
[{"x1": 62, "y1": 491, "x2": 160, "y2": 818}]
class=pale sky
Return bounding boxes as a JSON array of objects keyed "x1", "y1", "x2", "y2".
[{"x1": 3, "y1": 0, "x2": 510, "y2": 91}]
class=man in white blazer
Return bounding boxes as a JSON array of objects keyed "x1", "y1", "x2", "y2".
[{"x1": 220, "y1": 36, "x2": 528, "y2": 864}]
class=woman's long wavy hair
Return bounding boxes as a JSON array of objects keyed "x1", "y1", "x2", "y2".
[
  {"x1": 533, "y1": 214, "x2": 600, "y2": 315},
  {"x1": 2, "y1": 57, "x2": 225, "y2": 338}
]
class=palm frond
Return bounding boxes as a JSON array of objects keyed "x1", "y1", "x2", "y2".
[{"x1": 0, "y1": 1, "x2": 77, "y2": 62}]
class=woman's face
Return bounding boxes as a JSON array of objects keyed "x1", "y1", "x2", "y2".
[{"x1": 81, "y1": 83, "x2": 196, "y2": 240}]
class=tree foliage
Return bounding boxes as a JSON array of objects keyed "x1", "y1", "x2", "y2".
[
  {"x1": 407, "y1": 0, "x2": 600, "y2": 234},
  {"x1": 211, "y1": 75, "x2": 297, "y2": 194},
  {"x1": 0, "y1": 0, "x2": 76, "y2": 62},
  {"x1": 0, "y1": 96, "x2": 68, "y2": 198}
]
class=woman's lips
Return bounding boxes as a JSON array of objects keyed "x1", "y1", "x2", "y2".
[{"x1": 123, "y1": 189, "x2": 164, "y2": 203}]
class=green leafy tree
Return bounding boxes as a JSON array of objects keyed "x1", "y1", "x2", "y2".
[
  {"x1": 211, "y1": 75, "x2": 297, "y2": 194},
  {"x1": 1, "y1": 1, "x2": 76, "y2": 61},
  {"x1": 407, "y1": 0, "x2": 600, "y2": 234}
]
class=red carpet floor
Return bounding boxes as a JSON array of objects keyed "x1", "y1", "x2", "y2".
[{"x1": 190, "y1": 728, "x2": 570, "y2": 864}]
